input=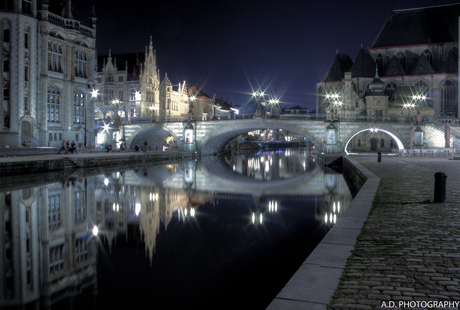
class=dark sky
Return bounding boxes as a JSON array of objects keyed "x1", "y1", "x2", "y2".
[{"x1": 73, "y1": 0, "x2": 459, "y2": 110}]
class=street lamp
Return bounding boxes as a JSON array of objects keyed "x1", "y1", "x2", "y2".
[
  {"x1": 267, "y1": 98, "x2": 281, "y2": 118},
  {"x1": 251, "y1": 90, "x2": 266, "y2": 118},
  {"x1": 86, "y1": 79, "x2": 97, "y2": 148}
]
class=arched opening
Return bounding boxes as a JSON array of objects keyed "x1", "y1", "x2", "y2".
[{"x1": 344, "y1": 128, "x2": 404, "y2": 154}]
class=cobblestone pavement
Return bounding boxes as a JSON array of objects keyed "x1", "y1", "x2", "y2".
[{"x1": 329, "y1": 155, "x2": 460, "y2": 310}]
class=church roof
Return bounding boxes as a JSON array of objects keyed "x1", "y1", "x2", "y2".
[
  {"x1": 349, "y1": 49, "x2": 376, "y2": 78},
  {"x1": 384, "y1": 56, "x2": 407, "y2": 76},
  {"x1": 410, "y1": 55, "x2": 435, "y2": 75},
  {"x1": 370, "y1": 3, "x2": 460, "y2": 48},
  {"x1": 321, "y1": 54, "x2": 353, "y2": 82}
]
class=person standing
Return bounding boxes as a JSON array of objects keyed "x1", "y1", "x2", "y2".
[{"x1": 143, "y1": 140, "x2": 148, "y2": 152}]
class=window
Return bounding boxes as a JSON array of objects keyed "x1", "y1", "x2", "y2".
[
  {"x1": 441, "y1": 80, "x2": 457, "y2": 117},
  {"x1": 355, "y1": 101, "x2": 359, "y2": 107},
  {"x1": 0, "y1": 0, "x2": 13, "y2": 10},
  {"x1": 49, "y1": 245, "x2": 64, "y2": 275},
  {"x1": 22, "y1": 0, "x2": 31, "y2": 14},
  {"x1": 118, "y1": 89, "x2": 123, "y2": 100},
  {"x1": 49, "y1": 133, "x2": 53, "y2": 141},
  {"x1": 48, "y1": 43, "x2": 62, "y2": 72},
  {"x1": 381, "y1": 139, "x2": 385, "y2": 148},
  {"x1": 118, "y1": 76, "x2": 124, "y2": 82},
  {"x1": 385, "y1": 81, "x2": 398, "y2": 96},
  {"x1": 3, "y1": 22, "x2": 9, "y2": 43},
  {"x1": 106, "y1": 73, "x2": 113, "y2": 82},
  {"x1": 421, "y1": 49, "x2": 432, "y2": 65},
  {"x1": 74, "y1": 50, "x2": 87, "y2": 78},
  {"x1": 448, "y1": 46, "x2": 458, "y2": 60},
  {"x1": 390, "y1": 140, "x2": 394, "y2": 148},
  {"x1": 48, "y1": 195, "x2": 61, "y2": 232},
  {"x1": 73, "y1": 89, "x2": 85, "y2": 124},
  {"x1": 47, "y1": 85, "x2": 60, "y2": 122},
  {"x1": 24, "y1": 28, "x2": 29, "y2": 49},
  {"x1": 74, "y1": 191, "x2": 86, "y2": 225},
  {"x1": 75, "y1": 238, "x2": 88, "y2": 264},
  {"x1": 130, "y1": 107, "x2": 136, "y2": 118},
  {"x1": 358, "y1": 139, "x2": 361, "y2": 147},
  {"x1": 395, "y1": 51, "x2": 406, "y2": 69}
]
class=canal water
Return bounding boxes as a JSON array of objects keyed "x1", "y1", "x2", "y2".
[{"x1": 1, "y1": 148, "x2": 352, "y2": 310}]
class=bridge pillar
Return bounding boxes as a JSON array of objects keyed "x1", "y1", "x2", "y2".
[
  {"x1": 183, "y1": 120, "x2": 196, "y2": 151},
  {"x1": 325, "y1": 121, "x2": 340, "y2": 153}
]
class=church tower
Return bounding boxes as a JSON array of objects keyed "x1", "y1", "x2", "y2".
[{"x1": 139, "y1": 37, "x2": 160, "y2": 118}]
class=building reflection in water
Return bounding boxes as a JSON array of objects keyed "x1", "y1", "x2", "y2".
[{"x1": 0, "y1": 149, "x2": 352, "y2": 309}]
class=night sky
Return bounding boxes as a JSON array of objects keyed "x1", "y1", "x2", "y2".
[{"x1": 72, "y1": 0, "x2": 459, "y2": 110}]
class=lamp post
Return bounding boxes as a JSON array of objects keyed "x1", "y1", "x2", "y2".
[
  {"x1": 252, "y1": 90, "x2": 265, "y2": 118},
  {"x1": 86, "y1": 79, "x2": 97, "y2": 148},
  {"x1": 267, "y1": 99, "x2": 280, "y2": 118}
]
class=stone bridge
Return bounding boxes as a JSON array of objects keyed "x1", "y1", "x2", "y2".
[{"x1": 121, "y1": 118, "x2": 451, "y2": 155}]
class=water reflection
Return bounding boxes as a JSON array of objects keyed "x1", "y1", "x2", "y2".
[
  {"x1": 0, "y1": 150, "x2": 352, "y2": 309},
  {"x1": 226, "y1": 149, "x2": 315, "y2": 180}
]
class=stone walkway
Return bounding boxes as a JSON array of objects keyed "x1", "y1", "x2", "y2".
[{"x1": 330, "y1": 155, "x2": 460, "y2": 310}]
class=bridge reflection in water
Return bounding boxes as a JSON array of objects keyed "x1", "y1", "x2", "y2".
[{"x1": 0, "y1": 149, "x2": 352, "y2": 310}]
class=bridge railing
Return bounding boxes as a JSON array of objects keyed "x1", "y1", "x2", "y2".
[{"x1": 96, "y1": 114, "x2": 460, "y2": 127}]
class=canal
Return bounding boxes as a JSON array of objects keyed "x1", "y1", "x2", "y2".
[{"x1": 1, "y1": 148, "x2": 352, "y2": 310}]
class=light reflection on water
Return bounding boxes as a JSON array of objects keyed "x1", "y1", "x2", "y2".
[{"x1": 0, "y1": 149, "x2": 352, "y2": 310}]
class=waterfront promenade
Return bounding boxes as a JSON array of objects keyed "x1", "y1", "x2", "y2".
[{"x1": 327, "y1": 155, "x2": 460, "y2": 310}]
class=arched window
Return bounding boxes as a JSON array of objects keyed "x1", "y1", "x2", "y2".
[
  {"x1": 48, "y1": 42, "x2": 62, "y2": 72},
  {"x1": 47, "y1": 85, "x2": 61, "y2": 122},
  {"x1": 385, "y1": 81, "x2": 398, "y2": 96},
  {"x1": 395, "y1": 51, "x2": 406, "y2": 69},
  {"x1": 448, "y1": 46, "x2": 458, "y2": 60},
  {"x1": 421, "y1": 49, "x2": 432, "y2": 65},
  {"x1": 74, "y1": 89, "x2": 85, "y2": 124},
  {"x1": 441, "y1": 80, "x2": 457, "y2": 117},
  {"x1": 74, "y1": 50, "x2": 87, "y2": 78}
]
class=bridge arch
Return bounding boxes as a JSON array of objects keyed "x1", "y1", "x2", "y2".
[
  {"x1": 199, "y1": 119, "x2": 324, "y2": 155},
  {"x1": 344, "y1": 125, "x2": 404, "y2": 154},
  {"x1": 128, "y1": 125, "x2": 179, "y2": 150}
]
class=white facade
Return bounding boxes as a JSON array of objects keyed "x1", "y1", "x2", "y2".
[{"x1": 0, "y1": 0, "x2": 97, "y2": 148}]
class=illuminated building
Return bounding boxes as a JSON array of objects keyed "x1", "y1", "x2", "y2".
[
  {"x1": 317, "y1": 3, "x2": 459, "y2": 151},
  {"x1": 0, "y1": 0, "x2": 97, "y2": 148}
]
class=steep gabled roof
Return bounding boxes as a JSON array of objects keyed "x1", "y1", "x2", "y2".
[
  {"x1": 410, "y1": 55, "x2": 435, "y2": 75},
  {"x1": 97, "y1": 51, "x2": 144, "y2": 81},
  {"x1": 321, "y1": 54, "x2": 353, "y2": 82},
  {"x1": 370, "y1": 3, "x2": 460, "y2": 48},
  {"x1": 350, "y1": 49, "x2": 376, "y2": 78},
  {"x1": 441, "y1": 52, "x2": 459, "y2": 73},
  {"x1": 384, "y1": 56, "x2": 407, "y2": 76}
]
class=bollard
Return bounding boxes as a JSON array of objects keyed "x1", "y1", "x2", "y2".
[
  {"x1": 434, "y1": 172, "x2": 447, "y2": 203},
  {"x1": 378, "y1": 152, "x2": 382, "y2": 162}
]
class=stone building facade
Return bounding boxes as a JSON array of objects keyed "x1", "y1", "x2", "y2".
[
  {"x1": 316, "y1": 3, "x2": 459, "y2": 151},
  {"x1": 0, "y1": 0, "x2": 97, "y2": 148}
]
